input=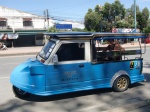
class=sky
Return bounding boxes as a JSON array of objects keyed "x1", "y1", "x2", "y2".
[{"x1": 0, "y1": 0, "x2": 150, "y2": 21}]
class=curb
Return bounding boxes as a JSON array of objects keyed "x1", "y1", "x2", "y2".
[{"x1": 0, "y1": 52, "x2": 38, "y2": 57}]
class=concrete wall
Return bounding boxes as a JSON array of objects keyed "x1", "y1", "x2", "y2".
[{"x1": 0, "y1": 6, "x2": 54, "y2": 29}]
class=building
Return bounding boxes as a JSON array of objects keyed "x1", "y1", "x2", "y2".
[
  {"x1": 0, "y1": 6, "x2": 85, "y2": 47},
  {"x1": 0, "y1": 6, "x2": 54, "y2": 30},
  {"x1": 0, "y1": 6, "x2": 54, "y2": 46}
]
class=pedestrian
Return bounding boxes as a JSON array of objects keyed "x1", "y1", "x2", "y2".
[{"x1": 1, "y1": 33, "x2": 8, "y2": 46}]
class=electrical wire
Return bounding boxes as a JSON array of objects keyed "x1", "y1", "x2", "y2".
[{"x1": 0, "y1": 0, "x2": 100, "y2": 22}]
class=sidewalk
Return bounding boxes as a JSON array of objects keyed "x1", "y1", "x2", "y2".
[{"x1": 0, "y1": 46, "x2": 42, "y2": 56}]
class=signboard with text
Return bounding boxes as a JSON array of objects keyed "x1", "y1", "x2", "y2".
[
  {"x1": 112, "y1": 28, "x2": 140, "y2": 33},
  {"x1": 55, "y1": 24, "x2": 72, "y2": 30}
]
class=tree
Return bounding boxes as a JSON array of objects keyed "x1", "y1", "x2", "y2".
[
  {"x1": 47, "y1": 26, "x2": 57, "y2": 32},
  {"x1": 142, "y1": 7, "x2": 149, "y2": 21},
  {"x1": 147, "y1": 19, "x2": 150, "y2": 27},
  {"x1": 102, "y1": 2, "x2": 112, "y2": 22},
  {"x1": 94, "y1": 5, "x2": 101, "y2": 13},
  {"x1": 101, "y1": 0, "x2": 126, "y2": 30},
  {"x1": 131, "y1": 4, "x2": 140, "y2": 15},
  {"x1": 87, "y1": 9, "x2": 93, "y2": 14},
  {"x1": 116, "y1": 20, "x2": 130, "y2": 28},
  {"x1": 143, "y1": 26, "x2": 150, "y2": 33},
  {"x1": 84, "y1": 0, "x2": 149, "y2": 32},
  {"x1": 84, "y1": 10, "x2": 102, "y2": 31},
  {"x1": 84, "y1": 0, "x2": 126, "y2": 32},
  {"x1": 124, "y1": 8, "x2": 134, "y2": 28},
  {"x1": 136, "y1": 7, "x2": 149, "y2": 31},
  {"x1": 137, "y1": 12, "x2": 144, "y2": 31},
  {"x1": 111, "y1": 0, "x2": 125, "y2": 20},
  {"x1": 72, "y1": 28, "x2": 85, "y2": 32}
]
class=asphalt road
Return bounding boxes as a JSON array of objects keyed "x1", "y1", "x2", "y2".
[{"x1": 0, "y1": 50, "x2": 150, "y2": 112}]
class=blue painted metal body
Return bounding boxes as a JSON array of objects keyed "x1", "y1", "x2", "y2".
[
  {"x1": 10, "y1": 58, "x2": 145, "y2": 96},
  {"x1": 10, "y1": 32, "x2": 146, "y2": 96}
]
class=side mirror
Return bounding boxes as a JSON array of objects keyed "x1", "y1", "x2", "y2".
[{"x1": 52, "y1": 54, "x2": 58, "y2": 64}]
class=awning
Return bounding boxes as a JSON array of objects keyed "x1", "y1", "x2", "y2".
[
  {"x1": 0, "y1": 18, "x2": 7, "y2": 21},
  {"x1": 0, "y1": 33, "x2": 19, "y2": 39},
  {"x1": 23, "y1": 18, "x2": 32, "y2": 21}
]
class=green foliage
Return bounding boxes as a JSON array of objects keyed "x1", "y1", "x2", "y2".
[
  {"x1": 84, "y1": 11, "x2": 101, "y2": 31},
  {"x1": 47, "y1": 26, "x2": 57, "y2": 32},
  {"x1": 142, "y1": 7, "x2": 149, "y2": 20},
  {"x1": 72, "y1": 28, "x2": 85, "y2": 32},
  {"x1": 84, "y1": 0, "x2": 150, "y2": 32},
  {"x1": 147, "y1": 19, "x2": 150, "y2": 27},
  {"x1": 136, "y1": 8, "x2": 149, "y2": 31},
  {"x1": 143, "y1": 26, "x2": 150, "y2": 33},
  {"x1": 102, "y1": 0, "x2": 126, "y2": 23},
  {"x1": 116, "y1": 20, "x2": 130, "y2": 28},
  {"x1": 130, "y1": 4, "x2": 140, "y2": 15},
  {"x1": 84, "y1": 0, "x2": 126, "y2": 32},
  {"x1": 124, "y1": 9, "x2": 134, "y2": 28}
]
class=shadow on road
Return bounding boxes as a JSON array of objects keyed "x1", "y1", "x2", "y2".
[
  {"x1": 0, "y1": 82, "x2": 147, "y2": 112},
  {"x1": 22, "y1": 88, "x2": 113, "y2": 102},
  {"x1": 144, "y1": 73, "x2": 150, "y2": 82},
  {"x1": 21, "y1": 82, "x2": 144, "y2": 102}
]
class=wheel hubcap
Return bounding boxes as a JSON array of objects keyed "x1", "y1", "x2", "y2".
[{"x1": 117, "y1": 77, "x2": 127, "y2": 89}]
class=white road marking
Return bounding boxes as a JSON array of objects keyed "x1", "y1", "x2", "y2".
[{"x1": 0, "y1": 77, "x2": 10, "y2": 79}]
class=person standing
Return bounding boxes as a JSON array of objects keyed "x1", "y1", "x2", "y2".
[{"x1": 1, "y1": 33, "x2": 8, "y2": 46}]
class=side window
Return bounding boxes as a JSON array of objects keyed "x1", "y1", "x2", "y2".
[
  {"x1": 93, "y1": 39, "x2": 142, "y2": 63},
  {"x1": 56, "y1": 43, "x2": 85, "y2": 61}
]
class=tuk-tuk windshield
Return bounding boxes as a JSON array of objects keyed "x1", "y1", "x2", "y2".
[{"x1": 39, "y1": 40, "x2": 56, "y2": 60}]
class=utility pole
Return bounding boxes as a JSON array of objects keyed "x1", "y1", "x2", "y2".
[
  {"x1": 44, "y1": 10, "x2": 46, "y2": 29},
  {"x1": 134, "y1": 0, "x2": 136, "y2": 32},
  {"x1": 46, "y1": 9, "x2": 49, "y2": 28}
]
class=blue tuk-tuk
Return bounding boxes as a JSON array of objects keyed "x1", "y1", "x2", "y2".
[{"x1": 10, "y1": 32, "x2": 147, "y2": 98}]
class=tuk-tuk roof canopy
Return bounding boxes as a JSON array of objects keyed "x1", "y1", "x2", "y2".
[{"x1": 44, "y1": 32, "x2": 147, "y2": 40}]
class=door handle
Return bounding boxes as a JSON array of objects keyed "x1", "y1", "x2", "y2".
[{"x1": 79, "y1": 64, "x2": 84, "y2": 68}]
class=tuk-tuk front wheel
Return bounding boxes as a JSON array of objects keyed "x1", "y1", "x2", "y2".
[
  {"x1": 113, "y1": 76, "x2": 129, "y2": 92},
  {"x1": 12, "y1": 86, "x2": 30, "y2": 98}
]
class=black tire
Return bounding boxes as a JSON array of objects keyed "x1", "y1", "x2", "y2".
[
  {"x1": 12, "y1": 86, "x2": 30, "y2": 98},
  {"x1": 113, "y1": 75, "x2": 129, "y2": 92}
]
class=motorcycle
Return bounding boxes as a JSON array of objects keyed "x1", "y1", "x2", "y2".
[{"x1": 0, "y1": 42, "x2": 7, "y2": 50}]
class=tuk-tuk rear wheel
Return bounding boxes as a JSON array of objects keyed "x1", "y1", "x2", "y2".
[
  {"x1": 113, "y1": 75, "x2": 129, "y2": 92},
  {"x1": 12, "y1": 86, "x2": 30, "y2": 98}
]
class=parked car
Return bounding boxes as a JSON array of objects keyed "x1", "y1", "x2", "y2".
[{"x1": 145, "y1": 36, "x2": 150, "y2": 44}]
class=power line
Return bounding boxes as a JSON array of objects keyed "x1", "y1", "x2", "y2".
[{"x1": 50, "y1": 0, "x2": 98, "y2": 11}]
